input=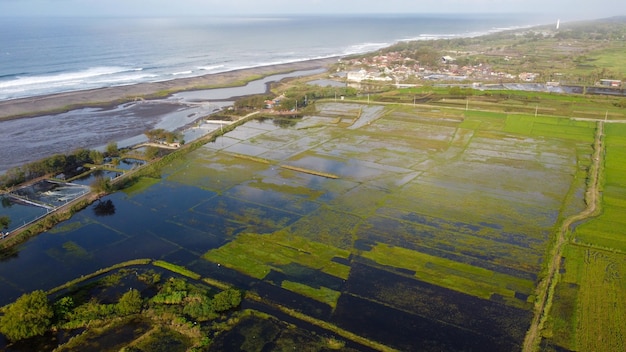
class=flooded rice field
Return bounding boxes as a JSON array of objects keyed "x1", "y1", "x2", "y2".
[{"x1": 0, "y1": 102, "x2": 595, "y2": 351}]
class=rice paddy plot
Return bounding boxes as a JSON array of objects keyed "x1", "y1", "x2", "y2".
[
  {"x1": 327, "y1": 184, "x2": 392, "y2": 216},
  {"x1": 386, "y1": 110, "x2": 464, "y2": 127},
  {"x1": 317, "y1": 132, "x2": 430, "y2": 169},
  {"x1": 363, "y1": 119, "x2": 456, "y2": 151},
  {"x1": 552, "y1": 245, "x2": 626, "y2": 352},
  {"x1": 421, "y1": 161, "x2": 571, "y2": 207},
  {"x1": 203, "y1": 135, "x2": 242, "y2": 151},
  {"x1": 373, "y1": 206, "x2": 545, "y2": 253},
  {"x1": 222, "y1": 123, "x2": 274, "y2": 141},
  {"x1": 285, "y1": 206, "x2": 362, "y2": 250},
  {"x1": 223, "y1": 182, "x2": 321, "y2": 216},
  {"x1": 191, "y1": 195, "x2": 301, "y2": 235},
  {"x1": 572, "y1": 123, "x2": 626, "y2": 251},
  {"x1": 285, "y1": 153, "x2": 387, "y2": 181},
  {"x1": 332, "y1": 285, "x2": 522, "y2": 352},
  {"x1": 245, "y1": 128, "x2": 314, "y2": 151},
  {"x1": 203, "y1": 231, "x2": 351, "y2": 282},
  {"x1": 356, "y1": 213, "x2": 541, "y2": 281},
  {"x1": 392, "y1": 179, "x2": 557, "y2": 236},
  {"x1": 256, "y1": 166, "x2": 358, "y2": 203},
  {"x1": 360, "y1": 242, "x2": 534, "y2": 307},
  {"x1": 347, "y1": 105, "x2": 385, "y2": 129},
  {"x1": 149, "y1": 219, "x2": 225, "y2": 255},
  {"x1": 166, "y1": 150, "x2": 270, "y2": 191},
  {"x1": 343, "y1": 261, "x2": 532, "y2": 346}
]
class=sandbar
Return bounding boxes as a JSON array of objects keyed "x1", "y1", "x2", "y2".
[{"x1": 0, "y1": 57, "x2": 338, "y2": 120}]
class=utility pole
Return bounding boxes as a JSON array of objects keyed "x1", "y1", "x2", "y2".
[{"x1": 535, "y1": 105, "x2": 538, "y2": 117}]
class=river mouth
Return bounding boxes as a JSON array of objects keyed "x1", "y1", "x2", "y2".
[{"x1": 0, "y1": 102, "x2": 594, "y2": 350}]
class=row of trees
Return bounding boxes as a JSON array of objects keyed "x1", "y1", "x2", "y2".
[
  {"x1": 0, "y1": 274, "x2": 243, "y2": 342},
  {"x1": 279, "y1": 85, "x2": 358, "y2": 111},
  {"x1": 0, "y1": 288, "x2": 143, "y2": 341},
  {"x1": 234, "y1": 85, "x2": 358, "y2": 112},
  {"x1": 0, "y1": 142, "x2": 119, "y2": 189},
  {"x1": 151, "y1": 277, "x2": 241, "y2": 322},
  {"x1": 234, "y1": 94, "x2": 274, "y2": 110},
  {"x1": 144, "y1": 129, "x2": 183, "y2": 145}
]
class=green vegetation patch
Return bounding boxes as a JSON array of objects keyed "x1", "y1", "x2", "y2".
[
  {"x1": 165, "y1": 150, "x2": 271, "y2": 192},
  {"x1": 361, "y1": 243, "x2": 534, "y2": 308},
  {"x1": 573, "y1": 123, "x2": 626, "y2": 251},
  {"x1": 133, "y1": 326, "x2": 193, "y2": 352},
  {"x1": 203, "y1": 231, "x2": 351, "y2": 280},
  {"x1": 281, "y1": 281, "x2": 341, "y2": 308},
  {"x1": 285, "y1": 206, "x2": 361, "y2": 250},
  {"x1": 152, "y1": 260, "x2": 201, "y2": 280},
  {"x1": 121, "y1": 176, "x2": 161, "y2": 196},
  {"x1": 504, "y1": 114, "x2": 535, "y2": 135},
  {"x1": 553, "y1": 245, "x2": 626, "y2": 352},
  {"x1": 55, "y1": 317, "x2": 152, "y2": 352}
]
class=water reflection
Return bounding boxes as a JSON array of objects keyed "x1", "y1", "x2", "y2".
[{"x1": 93, "y1": 199, "x2": 116, "y2": 217}]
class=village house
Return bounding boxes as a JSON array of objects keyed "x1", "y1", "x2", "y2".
[{"x1": 599, "y1": 79, "x2": 622, "y2": 88}]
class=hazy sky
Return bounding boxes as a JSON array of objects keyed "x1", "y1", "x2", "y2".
[{"x1": 0, "y1": 0, "x2": 623, "y2": 20}]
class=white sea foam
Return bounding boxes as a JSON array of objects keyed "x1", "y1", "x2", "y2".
[
  {"x1": 343, "y1": 42, "x2": 390, "y2": 55},
  {"x1": 0, "y1": 66, "x2": 154, "y2": 100},
  {"x1": 0, "y1": 66, "x2": 140, "y2": 89},
  {"x1": 198, "y1": 65, "x2": 225, "y2": 71}
]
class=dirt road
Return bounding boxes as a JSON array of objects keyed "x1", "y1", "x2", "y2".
[{"x1": 522, "y1": 121, "x2": 604, "y2": 351}]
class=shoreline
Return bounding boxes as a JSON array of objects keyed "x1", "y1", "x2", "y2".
[{"x1": 0, "y1": 57, "x2": 339, "y2": 121}]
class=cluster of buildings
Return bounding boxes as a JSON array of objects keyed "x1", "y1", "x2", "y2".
[
  {"x1": 341, "y1": 53, "x2": 622, "y2": 89},
  {"x1": 341, "y1": 53, "x2": 534, "y2": 84}
]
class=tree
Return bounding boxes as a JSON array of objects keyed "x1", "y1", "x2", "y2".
[
  {"x1": 89, "y1": 149, "x2": 104, "y2": 165},
  {"x1": 211, "y1": 289, "x2": 241, "y2": 313},
  {"x1": 0, "y1": 290, "x2": 54, "y2": 341},
  {"x1": 91, "y1": 176, "x2": 112, "y2": 193},
  {"x1": 93, "y1": 199, "x2": 116, "y2": 217},
  {"x1": 105, "y1": 142, "x2": 119, "y2": 157},
  {"x1": 144, "y1": 146, "x2": 160, "y2": 160},
  {"x1": 53, "y1": 296, "x2": 74, "y2": 322},
  {"x1": 183, "y1": 294, "x2": 215, "y2": 321},
  {"x1": 116, "y1": 289, "x2": 142, "y2": 316},
  {"x1": 0, "y1": 215, "x2": 10, "y2": 231}
]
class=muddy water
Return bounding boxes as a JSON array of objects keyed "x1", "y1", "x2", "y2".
[{"x1": 0, "y1": 69, "x2": 324, "y2": 174}]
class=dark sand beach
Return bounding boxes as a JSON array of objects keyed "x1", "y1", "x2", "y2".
[{"x1": 0, "y1": 57, "x2": 338, "y2": 120}]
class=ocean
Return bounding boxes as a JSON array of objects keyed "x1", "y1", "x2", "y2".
[{"x1": 0, "y1": 14, "x2": 545, "y2": 101}]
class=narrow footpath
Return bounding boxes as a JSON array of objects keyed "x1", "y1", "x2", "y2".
[{"x1": 522, "y1": 121, "x2": 604, "y2": 351}]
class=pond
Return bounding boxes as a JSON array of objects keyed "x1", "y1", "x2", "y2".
[
  {"x1": 0, "y1": 195, "x2": 48, "y2": 233},
  {"x1": 70, "y1": 170, "x2": 122, "y2": 186}
]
